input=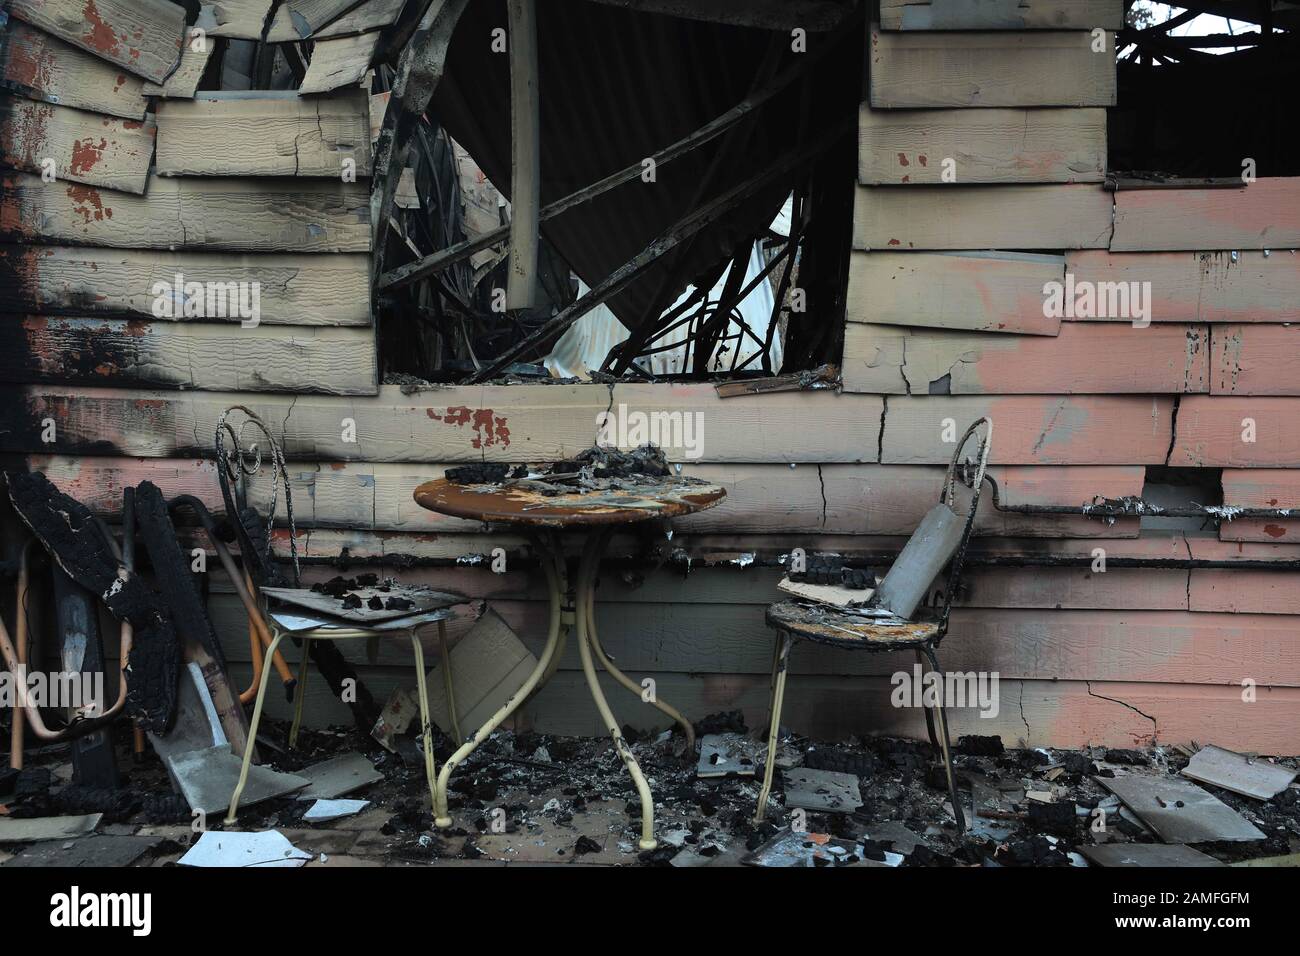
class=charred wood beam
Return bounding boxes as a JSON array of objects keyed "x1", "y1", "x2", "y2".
[
  {"x1": 505, "y1": 0, "x2": 541, "y2": 310},
  {"x1": 464, "y1": 118, "x2": 852, "y2": 383},
  {"x1": 372, "y1": 0, "x2": 471, "y2": 279},
  {"x1": 377, "y1": 43, "x2": 834, "y2": 294}
]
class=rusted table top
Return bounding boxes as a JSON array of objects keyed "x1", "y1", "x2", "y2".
[
  {"x1": 413, "y1": 477, "x2": 726, "y2": 528},
  {"x1": 766, "y1": 601, "x2": 940, "y2": 650}
]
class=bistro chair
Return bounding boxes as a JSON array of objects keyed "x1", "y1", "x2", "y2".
[{"x1": 755, "y1": 418, "x2": 992, "y2": 834}]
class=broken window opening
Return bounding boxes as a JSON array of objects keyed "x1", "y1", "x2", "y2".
[
  {"x1": 1112, "y1": 1, "x2": 1300, "y2": 180},
  {"x1": 371, "y1": 1, "x2": 863, "y2": 386}
]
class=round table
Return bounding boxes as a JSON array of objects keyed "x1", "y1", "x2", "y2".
[{"x1": 413, "y1": 476, "x2": 726, "y2": 850}]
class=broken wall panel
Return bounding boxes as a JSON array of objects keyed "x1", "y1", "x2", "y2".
[
  {"x1": 199, "y1": 593, "x2": 1300, "y2": 687},
  {"x1": 880, "y1": 395, "x2": 1175, "y2": 464},
  {"x1": 267, "y1": 0, "x2": 404, "y2": 41},
  {"x1": 141, "y1": 8, "x2": 218, "y2": 99},
  {"x1": 297, "y1": 31, "x2": 380, "y2": 95},
  {"x1": 1066, "y1": 250, "x2": 1300, "y2": 324},
  {"x1": 209, "y1": 0, "x2": 277, "y2": 38},
  {"x1": 155, "y1": 92, "x2": 373, "y2": 177},
  {"x1": 0, "y1": 18, "x2": 150, "y2": 120},
  {"x1": 853, "y1": 184, "x2": 1113, "y2": 250},
  {"x1": 7, "y1": 0, "x2": 186, "y2": 83},
  {"x1": 0, "y1": 97, "x2": 155, "y2": 193},
  {"x1": 1168, "y1": 396, "x2": 1300, "y2": 467},
  {"x1": 3, "y1": 384, "x2": 883, "y2": 464},
  {"x1": 868, "y1": 27, "x2": 1116, "y2": 108},
  {"x1": 878, "y1": 0, "x2": 1123, "y2": 31},
  {"x1": 1111, "y1": 179, "x2": 1300, "y2": 251},
  {"x1": 26, "y1": 455, "x2": 1143, "y2": 539},
  {"x1": 1210, "y1": 324, "x2": 1300, "y2": 396},
  {"x1": 846, "y1": 251, "x2": 1064, "y2": 335},
  {"x1": 843, "y1": 323, "x2": 1208, "y2": 394},
  {"x1": 273, "y1": 0, "x2": 371, "y2": 39},
  {"x1": 0, "y1": 246, "x2": 373, "y2": 326},
  {"x1": 0, "y1": 173, "x2": 372, "y2": 252},
  {"x1": 1219, "y1": 469, "x2": 1300, "y2": 543},
  {"x1": 2, "y1": 318, "x2": 378, "y2": 394},
  {"x1": 859, "y1": 105, "x2": 1106, "y2": 184}
]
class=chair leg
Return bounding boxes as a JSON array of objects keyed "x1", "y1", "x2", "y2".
[
  {"x1": 753, "y1": 632, "x2": 792, "y2": 825},
  {"x1": 922, "y1": 646, "x2": 966, "y2": 834},
  {"x1": 288, "y1": 637, "x2": 312, "y2": 750},
  {"x1": 915, "y1": 649, "x2": 940, "y2": 752},
  {"x1": 409, "y1": 630, "x2": 439, "y2": 817},
  {"x1": 437, "y1": 620, "x2": 461, "y2": 743},
  {"x1": 226, "y1": 632, "x2": 285, "y2": 825}
]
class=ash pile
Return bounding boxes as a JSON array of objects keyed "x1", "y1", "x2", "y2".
[{"x1": 445, "y1": 445, "x2": 710, "y2": 496}]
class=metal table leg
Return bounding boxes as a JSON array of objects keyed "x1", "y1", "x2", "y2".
[
  {"x1": 437, "y1": 620, "x2": 462, "y2": 744},
  {"x1": 575, "y1": 529, "x2": 659, "y2": 850},
  {"x1": 433, "y1": 545, "x2": 569, "y2": 828},
  {"x1": 288, "y1": 637, "x2": 312, "y2": 749},
  {"x1": 753, "y1": 631, "x2": 791, "y2": 824},
  {"x1": 582, "y1": 565, "x2": 696, "y2": 753}
]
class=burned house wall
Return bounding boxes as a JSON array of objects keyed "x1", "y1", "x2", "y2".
[{"x1": 3, "y1": 3, "x2": 1299, "y2": 753}]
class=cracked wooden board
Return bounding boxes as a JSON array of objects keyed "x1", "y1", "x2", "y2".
[
  {"x1": 1210, "y1": 324, "x2": 1300, "y2": 396},
  {"x1": 298, "y1": 31, "x2": 380, "y2": 95},
  {"x1": 267, "y1": 0, "x2": 405, "y2": 41},
  {"x1": 859, "y1": 105, "x2": 1105, "y2": 184},
  {"x1": 1218, "y1": 469, "x2": 1300, "y2": 543},
  {"x1": 1111, "y1": 179, "x2": 1300, "y2": 251},
  {"x1": 0, "y1": 172, "x2": 371, "y2": 251},
  {"x1": 1169, "y1": 396, "x2": 1300, "y2": 467},
  {"x1": 7, "y1": 0, "x2": 186, "y2": 84},
  {"x1": 0, "y1": 317, "x2": 378, "y2": 394},
  {"x1": 24, "y1": 456, "x2": 1146, "y2": 539},
  {"x1": 0, "y1": 17, "x2": 149, "y2": 119},
  {"x1": 844, "y1": 323, "x2": 1209, "y2": 394},
  {"x1": 869, "y1": 26, "x2": 1115, "y2": 108},
  {"x1": 208, "y1": 0, "x2": 277, "y2": 38},
  {"x1": 273, "y1": 0, "x2": 371, "y2": 39},
  {"x1": 0, "y1": 246, "x2": 372, "y2": 325},
  {"x1": 847, "y1": 251, "x2": 1063, "y2": 335},
  {"x1": 156, "y1": 91, "x2": 372, "y2": 177},
  {"x1": 853, "y1": 184, "x2": 1113, "y2": 251},
  {"x1": 879, "y1": 0, "x2": 1123, "y2": 30},
  {"x1": 1066, "y1": 250, "x2": 1300, "y2": 324},
  {"x1": 0, "y1": 95, "x2": 155, "y2": 193},
  {"x1": 141, "y1": 7, "x2": 218, "y2": 99},
  {"x1": 0, "y1": 383, "x2": 880, "y2": 464},
  {"x1": 880, "y1": 395, "x2": 1175, "y2": 464}
]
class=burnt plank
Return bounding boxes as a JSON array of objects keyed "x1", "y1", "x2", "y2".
[
  {"x1": 7, "y1": 0, "x2": 186, "y2": 83},
  {"x1": 1, "y1": 317, "x2": 378, "y2": 394},
  {"x1": 155, "y1": 91, "x2": 372, "y2": 177},
  {"x1": 0, "y1": 172, "x2": 371, "y2": 251},
  {"x1": 0, "y1": 96, "x2": 155, "y2": 193},
  {"x1": 0, "y1": 18, "x2": 149, "y2": 119},
  {"x1": 0, "y1": 245, "x2": 372, "y2": 325}
]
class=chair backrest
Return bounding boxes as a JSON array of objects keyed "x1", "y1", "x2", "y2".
[{"x1": 873, "y1": 418, "x2": 992, "y2": 625}]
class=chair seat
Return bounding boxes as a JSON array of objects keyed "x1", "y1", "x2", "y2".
[{"x1": 766, "y1": 601, "x2": 940, "y2": 650}]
